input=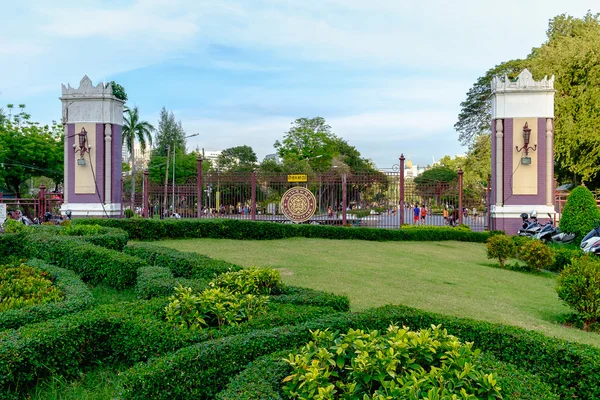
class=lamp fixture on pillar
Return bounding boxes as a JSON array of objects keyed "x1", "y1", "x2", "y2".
[
  {"x1": 74, "y1": 127, "x2": 91, "y2": 165},
  {"x1": 515, "y1": 122, "x2": 536, "y2": 165}
]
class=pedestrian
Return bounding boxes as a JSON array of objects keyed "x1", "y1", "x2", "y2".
[
  {"x1": 443, "y1": 206, "x2": 448, "y2": 222},
  {"x1": 420, "y1": 205, "x2": 427, "y2": 223},
  {"x1": 413, "y1": 204, "x2": 420, "y2": 225}
]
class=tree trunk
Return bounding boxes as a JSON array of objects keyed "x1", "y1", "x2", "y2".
[{"x1": 130, "y1": 135, "x2": 136, "y2": 211}]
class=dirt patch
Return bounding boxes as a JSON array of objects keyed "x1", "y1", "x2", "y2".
[{"x1": 277, "y1": 268, "x2": 294, "y2": 277}]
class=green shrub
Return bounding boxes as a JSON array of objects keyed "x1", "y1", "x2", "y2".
[
  {"x1": 30, "y1": 225, "x2": 129, "y2": 251},
  {"x1": 61, "y1": 224, "x2": 103, "y2": 236},
  {"x1": 124, "y1": 209, "x2": 134, "y2": 218},
  {"x1": 0, "y1": 298, "x2": 333, "y2": 395},
  {"x1": 556, "y1": 255, "x2": 600, "y2": 327},
  {"x1": 0, "y1": 262, "x2": 63, "y2": 312},
  {"x1": 547, "y1": 244, "x2": 583, "y2": 272},
  {"x1": 165, "y1": 286, "x2": 269, "y2": 331},
  {"x1": 118, "y1": 304, "x2": 600, "y2": 400},
  {"x1": 24, "y1": 234, "x2": 146, "y2": 288},
  {"x1": 136, "y1": 266, "x2": 208, "y2": 299},
  {"x1": 559, "y1": 185, "x2": 600, "y2": 242},
  {"x1": 518, "y1": 240, "x2": 555, "y2": 272},
  {"x1": 271, "y1": 286, "x2": 350, "y2": 312},
  {"x1": 210, "y1": 267, "x2": 283, "y2": 295},
  {"x1": 0, "y1": 259, "x2": 93, "y2": 330},
  {"x1": 486, "y1": 234, "x2": 516, "y2": 268},
  {"x1": 75, "y1": 218, "x2": 493, "y2": 243},
  {"x1": 2, "y1": 219, "x2": 28, "y2": 234},
  {"x1": 283, "y1": 325, "x2": 501, "y2": 399},
  {"x1": 217, "y1": 352, "x2": 559, "y2": 400},
  {"x1": 124, "y1": 243, "x2": 242, "y2": 279}
]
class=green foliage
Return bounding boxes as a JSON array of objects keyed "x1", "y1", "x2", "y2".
[
  {"x1": 123, "y1": 243, "x2": 242, "y2": 279},
  {"x1": 0, "y1": 262, "x2": 63, "y2": 312},
  {"x1": 75, "y1": 218, "x2": 494, "y2": 243},
  {"x1": 518, "y1": 240, "x2": 555, "y2": 272},
  {"x1": 486, "y1": 235, "x2": 516, "y2": 268},
  {"x1": 218, "y1": 352, "x2": 558, "y2": 400},
  {"x1": 547, "y1": 244, "x2": 584, "y2": 272},
  {"x1": 559, "y1": 186, "x2": 600, "y2": 241},
  {"x1": 414, "y1": 166, "x2": 458, "y2": 184},
  {"x1": 119, "y1": 304, "x2": 600, "y2": 400},
  {"x1": 217, "y1": 145, "x2": 258, "y2": 172},
  {"x1": 165, "y1": 286, "x2": 269, "y2": 331},
  {"x1": 283, "y1": 324, "x2": 501, "y2": 399},
  {"x1": 0, "y1": 105, "x2": 63, "y2": 198},
  {"x1": 2, "y1": 218, "x2": 28, "y2": 233},
  {"x1": 136, "y1": 266, "x2": 208, "y2": 299},
  {"x1": 0, "y1": 259, "x2": 93, "y2": 330},
  {"x1": 271, "y1": 286, "x2": 350, "y2": 312},
  {"x1": 124, "y1": 209, "x2": 134, "y2": 218},
  {"x1": 24, "y1": 233, "x2": 146, "y2": 288},
  {"x1": 108, "y1": 81, "x2": 128, "y2": 101},
  {"x1": 61, "y1": 224, "x2": 102, "y2": 236},
  {"x1": 210, "y1": 267, "x2": 283, "y2": 295},
  {"x1": 556, "y1": 255, "x2": 600, "y2": 326}
]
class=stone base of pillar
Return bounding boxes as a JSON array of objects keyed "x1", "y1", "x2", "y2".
[
  {"x1": 61, "y1": 203, "x2": 122, "y2": 218},
  {"x1": 491, "y1": 204, "x2": 555, "y2": 235}
]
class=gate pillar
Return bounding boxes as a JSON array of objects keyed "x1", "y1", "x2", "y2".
[{"x1": 490, "y1": 69, "x2": 555, "y2": 233}]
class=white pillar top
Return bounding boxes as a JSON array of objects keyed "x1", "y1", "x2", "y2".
[
  {"x1": 60, "y1": 76, "x2": 124, "y2": 125},
  {"x1": 491, "y1": 69, "x2": 555, "y2": 119}
]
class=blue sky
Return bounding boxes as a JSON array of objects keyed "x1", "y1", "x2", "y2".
[{"x1": 0, "y1": 0, "x2": 595, "y2": 167}]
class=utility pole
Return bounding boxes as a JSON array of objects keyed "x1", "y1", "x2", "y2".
[{"x1": 163, "y1": 145, "x2": 170, "y2": 217}]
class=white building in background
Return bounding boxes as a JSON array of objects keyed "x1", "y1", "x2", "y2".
[
  {"x1": 264, "y1": 153, "x2": 280, "y2": 163},
  {"x1": 201, "y1": 150, "x2": 222, "y2": 164},
  {"x1": 122, "y1": 143, "x2": 151, "y2": 169}
]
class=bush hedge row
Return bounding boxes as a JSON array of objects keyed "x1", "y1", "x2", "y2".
[
  {"x1": 75, "y1": 218, "x2": 496, "y2": 242},
  {"x1": 0, "y1": 259, "x2": 94, "y2": 331},
  {"x1": 118, "y1": 304, "x2": 600, "y2": 400},
  {"x1": 216, "y1": 351, "x2": 559, "y2": 400},
  {"x1": 23, "y1": 234, "x2": 147, "y2": 289},
  {"x1": 32, "y1": 225, "x2": 129, "y2": 251},
  {"x1": 0, "y1": 300, "x2": 336, "y2": 396},
  {"x1": 124, "y1": 243, "x2": 242, "y2": 279},
  {"x1": 136, "y1": 266, "x2": 208, "y2": 299},
  {"x1": 272, "y1": 286, "x2": 349, "y2": 312}
]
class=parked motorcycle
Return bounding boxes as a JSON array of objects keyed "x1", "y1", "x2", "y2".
[
  {"x1": 533, "y1": 220, "x2": 557, "y2": 242},
  {"x1": 550, "y1": 230, "x2": 576, "y2": 244},
  {"x1": 517, "y1": 211, "x2": 541, "y2": 237},
  {"x1": 580, "y1": 221, "x2": 600, "y2": 253}
]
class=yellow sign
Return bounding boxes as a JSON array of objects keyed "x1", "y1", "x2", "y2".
[{"x1": 287, "y1": 174, "x2": 308, "y2": 182}]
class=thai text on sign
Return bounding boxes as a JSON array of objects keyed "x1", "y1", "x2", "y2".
[{"x1": 287, "y1": 174, "x2": 308, "y2": 182}]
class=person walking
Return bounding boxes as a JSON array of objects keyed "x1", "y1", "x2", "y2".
[
  {"x1": 413, "y1": 204, "x2": 420, "y2": 225},
  {"x1": 420, "y1": 204, "x2": 427, "y2": 224}
]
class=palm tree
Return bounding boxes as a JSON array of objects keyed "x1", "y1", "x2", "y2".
[{"x1": 122, "y1": 106, "x2": 154, "y2": 210}]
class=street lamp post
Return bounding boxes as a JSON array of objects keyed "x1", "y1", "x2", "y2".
[{"x1": 172, "y1": 133, "x2": 199, "y2": 214}]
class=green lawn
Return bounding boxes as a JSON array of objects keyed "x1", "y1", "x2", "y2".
[{"x1": 154, "y1": 238, "x2": 600, "y2": 347}]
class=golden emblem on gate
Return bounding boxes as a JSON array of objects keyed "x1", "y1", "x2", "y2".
[{"x1": 280, "y1": 186, "x2": 317, "y2": 223}]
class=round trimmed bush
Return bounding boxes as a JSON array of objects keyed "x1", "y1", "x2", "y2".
[
  {"x1": 556, "y1": 255, "x2": 600, "y2": 327},
  {"x1": 486, "y1": 234, "x2": 516, "y2": 268},
  {"x1": 518, "y1": 240, "x2": 555, "y2": 272},
  {"x1": 559, "y1": 185, "x2": 600, "y2": 241}
]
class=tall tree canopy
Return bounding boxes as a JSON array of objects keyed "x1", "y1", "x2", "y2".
[
  {"x1": 216, "y1": 145, "x2": 258, "y2": 172},
  {"x1": 456, "y1": 12, "x2": 600, "y2": 185},
  {"x1": 0, "y1": 105, "x2": 63, "y2": 197},
  {"x1": 153, "y1": 107, "x2": 186, "y2": 157}
]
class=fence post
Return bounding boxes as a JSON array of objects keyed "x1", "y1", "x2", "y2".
[
  {"x1": 342, "y1": 173, "x2": 347, "y2": 225},
  {"x1": 197, "y1": 157, "x2": 203, "y2": 218},
  {"x1": 458, "y1": 168, "x2": 464, "y2": 225},
  {"x1": 399, "y1": 154, "x2": 405, "y2": 227},
  {"x1": 487, "y1": 174, "x2": 492, "y2": 230},
  {"x1": 120, "y1": 177, "x2": 124, "y2": 218},
  {"x1": 39, "y1": 184, "x2": 46, "y2": 218},
  {"x1": 251, "y1": 171, "x2": 256, "y2": 221},
  {"x1": 142, "y1": 170, "x2": 149, "y2": 218}
]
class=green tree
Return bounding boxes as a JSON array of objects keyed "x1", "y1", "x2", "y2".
[
  {"x1": 414, "y1": 167, "x2": 458, "y2": 184},
  {"x1": 122, "y1": 106, "x2": 154, "y2": 207},
  {"x1": 559, "y1": 185, "x2": 600, "y2": 241},
  {"x1": 216, "y1": 145, "x2": 258, "y2": 172},
  {"x1": 274, "y1": 117, "x2": 336, "y2": 172},
  {"x1": 153, "y1": 107, "x2": 186, "y2": 157},
  {"x1": 0, "y1": 106, "x2": 63, "y2": 200},
  {"x1": 108, "y1": 81, "x2": 128, "y2": 102}
]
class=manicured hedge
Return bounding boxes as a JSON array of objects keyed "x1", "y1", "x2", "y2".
[
  {"x1": 272, "y1": 286, "x2": 350, "y2": 312},
  {"x1": 23, "y1": 234, "x2": 147, "y2": 288},
  {"x1": 0, "y1": 259, "x2": 94, "y2": 330},
  {"x1": 548, "y1": 244, "x2": 584, "y2": 272},
  {"x1": 136, "y1": 266, "x2": 208, "y2": 299},
  {"x1": 0, "y1": 300, "x2": 335, "y2": 395},
  {"x1": 75, "y1": 218, "x2": 495, "y2": 243},
  {"x1": 119, "y1": 305, "x2": 600, "y2": 400},
  {"x1": 29, "y1": 225, "x2": 129, "y2": 251},
  {"x1": 124, "y1": 243, "x2": 242, "y2": 279},
  {"x1": 216, "y1": 352, "x2": 559, "y2": 400},
  {"x1": 0, "y1": 232, "x2": 28, "y2": 258}
]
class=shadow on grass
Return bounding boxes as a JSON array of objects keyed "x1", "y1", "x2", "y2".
[{"x1": 478, "y1": 261, "x2": 556, "y2": 278}]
